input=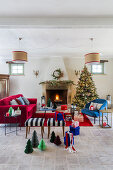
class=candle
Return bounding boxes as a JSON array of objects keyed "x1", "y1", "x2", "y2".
[{"x1": 6, "y1": 112, "x2": 9, "y2": 117}]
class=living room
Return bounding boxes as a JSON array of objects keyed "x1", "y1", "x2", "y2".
[{"x1": 0, "y1": 0, "x2": 113, "y2": 170}]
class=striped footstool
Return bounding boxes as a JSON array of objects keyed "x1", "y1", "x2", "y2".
[
  {"x1": 47, "y1": 118, "x2": 65, "y2": 138},
  {"x1": 25, "y1": 118, "x2": 45, "y2": 138}
]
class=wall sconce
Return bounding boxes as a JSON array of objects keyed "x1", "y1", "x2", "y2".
[
  {"x1": 75, "y1": 70, "x2": 81, "y2": 76},
  {"x1": 33, "y1": 70, "x2": 39, "y2": 78}
]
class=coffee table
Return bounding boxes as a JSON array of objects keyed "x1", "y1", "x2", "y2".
[{"x1": 39, "y1": 107, "x2": 56, "y2": 118}]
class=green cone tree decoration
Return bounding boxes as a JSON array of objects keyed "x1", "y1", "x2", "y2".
[
  {"x1": 38, "y1": 139, "x2": 46, "y2": 151},
  {"x1": 53, "y1": 102, "x2": 57, "y2": 109},
  {"x1": 31, "y1": 130, "x2": 39, "y2": 148},
  {"x1": 8, "y1": 107, "x2": 13, "y2": 116},
  {"x1": 50, "y1": 131, "x2": 56, "y2": 143},
  {"x1": 47, "y1": 98, "x2": 51, "y2": 107},
  {"x1": 24, "y1": 139, "x2": 33, "y2": 154},
  {"x1": 73, "y1": 65, "x2": 98, "y2": 109}
]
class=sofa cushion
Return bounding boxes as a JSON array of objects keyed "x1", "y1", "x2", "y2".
[
  {"x1": 17, "y1": 97, "x2": 25, "y2": 105},
  {"x1": 82, "y1": 108, "x2": 99, "y2": 117},
  {"x1": 89, "y1": 102, "x2": 98, "y2": 110},
  {"x1": 22, "y1": 96, "x2": 30, "y2": 105},
  {"x1": 96, "y1": 103, "x2": 103, "y2": 110},
  {"x1": 15, "y1": 98, "x2": 22, "y2": 105},
  {"x1": 10, "y1": 99, "x2": 18, "y2": 105}
]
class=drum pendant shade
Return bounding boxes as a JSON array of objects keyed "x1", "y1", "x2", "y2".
[
  {"x1": 85, "y1": 53, "x2": 100, "y2": 64},
  {"x1": 12, "y1": 51, "x2": 27, "y2": 62}
]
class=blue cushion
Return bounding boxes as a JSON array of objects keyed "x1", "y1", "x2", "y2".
[
  {"x1": 17, "y1": 96, "x2": 25, "y2": 105},
  {"x1": 81, "y1": 108, "x2": 99, "y2": 117}
]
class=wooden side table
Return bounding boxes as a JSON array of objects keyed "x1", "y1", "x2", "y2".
[{"x1": 99, "y1": 109, "x2": 112, "y2": 128}]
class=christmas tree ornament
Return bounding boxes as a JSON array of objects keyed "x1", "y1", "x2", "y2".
[
  {"x1": 24, "y1": 139, "x2": 33, "y2": 154},
  {"x1": 50, "y1": 131, "x2": 56, "y2": 143},
  {"x1": 38, "y1": 139, "x2": 46, "y2": 151},
  {"x1": 31, "y1": 130, "x2": 39, "y2": 148}
]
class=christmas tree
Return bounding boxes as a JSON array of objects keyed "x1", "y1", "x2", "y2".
[
  {"x1": 50, "y1": 131, "x2": 56, "y2": 143},
  {"x1": 47, "y1": 98, "x2": 51, "y2": 107},
  {"x1": 24, "y1": 139, "x2": 33, "y2": 154},
  {"x1": 54, "y1": 135, "x2": 62, "y2": 146},
  {"x1": 31, "y1": 130, "x2": 39, "y2": 148},
  {"x1": 73, "y1": 65, "x2": 98, "y2": 109},
  {"x1": 38, "y1": 139, "x2": 46, "y2": 151}
]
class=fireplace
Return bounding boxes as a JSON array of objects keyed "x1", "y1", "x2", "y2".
[
  {"x1": 46, "y1": 89, "x2": 67, "y2": 105},
  {"x1": 41, "y1": 81, "x2": 72, "y2": 105}
]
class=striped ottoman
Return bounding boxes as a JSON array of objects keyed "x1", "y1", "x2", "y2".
[
  {"x1": 47, "y1": 118, "x2": 65, "y2": 138},
  {"x1": 25, "y1": 118, "x2": 45, "y2": 138}
]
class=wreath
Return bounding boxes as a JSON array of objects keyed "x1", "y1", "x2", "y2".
[{"x1": 52, "y1": 68, "x2": 63, "y2": 80}]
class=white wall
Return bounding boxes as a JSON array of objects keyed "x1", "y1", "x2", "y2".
[{"x1": 0, "y1": 57, "x2": 113, "y2": 104}]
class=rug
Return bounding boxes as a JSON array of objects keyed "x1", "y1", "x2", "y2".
[
  {"x1": 66, "y1": 113, "x2": 93, "y2": 127},
  {"x1": 34, "y1": 112, "x2": 93, "y2": 127}
]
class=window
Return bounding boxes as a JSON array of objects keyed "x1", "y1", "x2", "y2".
[
  {"x1": 91, "y1": 63, "x2": 104, "y2": 74},
  {"x1": 9, "y1": 63, "x2": 24, "y2": 75}
]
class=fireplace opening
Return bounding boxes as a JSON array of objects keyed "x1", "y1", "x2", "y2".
[
  {"x1": 55, "y1": 94, "x2": 60, "y2": 101},
  {"x1": 46, "y1": 89, "x2": 67, "y2": 105}
]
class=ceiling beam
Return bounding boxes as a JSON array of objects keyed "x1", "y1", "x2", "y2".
[{"x1": 0, "y1": 17, "x2": 113, "y2": 29}]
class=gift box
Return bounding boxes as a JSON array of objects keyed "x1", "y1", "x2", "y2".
[
  {"x1": 14, "y1": 110, "x2": 21, "y2": 115},
  {"x1": 65, "y1": 114, "x2": 72, "y2": 121},
  {"x1": 74, "y1": 114, "x2": 84, "y2": 122},
  {"x1": 64, "y1": 131, "x2": 70, "y2": 146},
  {"x1": 70, "y1": 125, "x2": 80, "y2": 136},
  {"x1": 61, "y1": 105, "x2": 67, "y2": 110},
  {"x1": 64, "y1": 131, "x2": 74, "y2": 146}
]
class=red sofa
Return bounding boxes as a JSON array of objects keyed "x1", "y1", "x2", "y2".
[{"x1": 0, "y1": 94, "x2": 37, "y2": 126}]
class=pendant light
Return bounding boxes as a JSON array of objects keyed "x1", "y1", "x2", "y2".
[
  {"x1": 85, "y1": 38, "x2": 100, "y2": 65},
  {"x1": 12, "y1": 38, "x2": 28, "y2": 63}
]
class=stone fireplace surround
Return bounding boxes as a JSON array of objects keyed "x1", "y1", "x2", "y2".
[{"x1": 42, "y1": 83, "x2": 72, "y2": 105}]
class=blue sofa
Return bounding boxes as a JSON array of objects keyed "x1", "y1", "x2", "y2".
[{"x1": 81, "y1": 99, "x2": 108, "y2": 123}]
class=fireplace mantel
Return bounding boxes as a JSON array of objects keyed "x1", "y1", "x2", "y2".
[{"x1": 39, "y1": 80, "x2": 74, "y2": 89}]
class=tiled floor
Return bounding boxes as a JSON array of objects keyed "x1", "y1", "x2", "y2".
[{"x1": 0, "y1": 117, "x2": 113, "y2": 170}]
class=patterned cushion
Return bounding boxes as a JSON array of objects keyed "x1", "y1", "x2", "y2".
[
  {"x1": 10, "y1": 99, "x2": 18, "y2": 105},
  {"x1": 17, "y1": 97, "x2": 25, "y2": 105},
  {"x1": 22, "y1": 97, "x2": 30, "y2": 105},
  {"x1": 47, "y1": 118, "x2": 65, "y2": 126},
  {"x1": 25, "y1": 118, "x2": 45, "y2": 127},
  {"x1": 15, "y1": 98, "x2": 22, "y2": 105}
]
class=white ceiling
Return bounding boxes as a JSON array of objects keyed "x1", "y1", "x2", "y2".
[
  {"x1": 0, "y1": 0, "x2": 113, "y2": 59},
  {"x1": 0, "y1": 28, "x2": 113, "y2": 59},
  {"x1": 1, "y1": 0, "x2": 113, "y2": 17}
]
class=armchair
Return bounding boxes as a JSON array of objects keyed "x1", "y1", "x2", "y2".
[{"x1": 81, "y1": 99, "x2": 108, "y2": 124}]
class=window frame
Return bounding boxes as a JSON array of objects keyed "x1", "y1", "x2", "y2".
[
  {"x1": 9, "y1": 63, "x2": 24, "y2": 76},
  {"x1": 91, "y1": 63, "x2": 104, "y2": 75}
]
